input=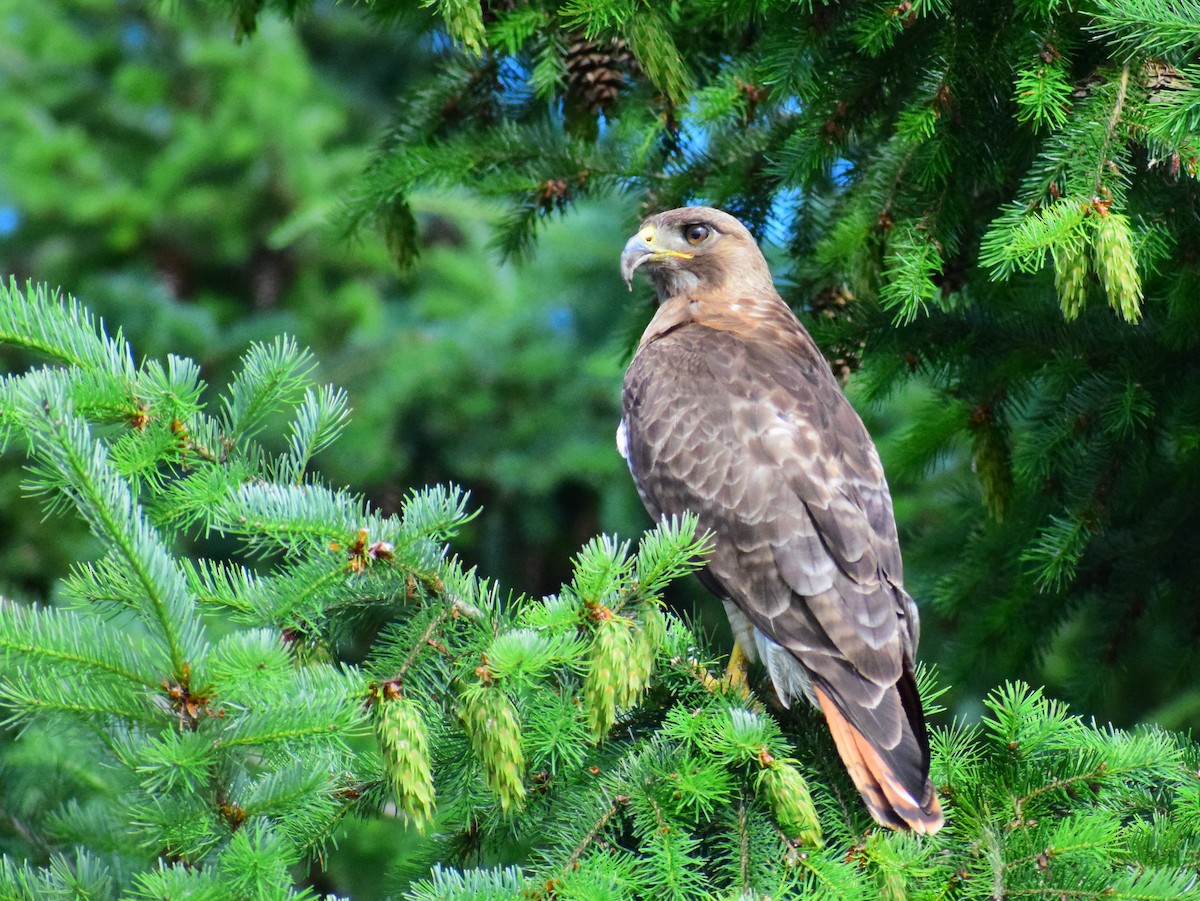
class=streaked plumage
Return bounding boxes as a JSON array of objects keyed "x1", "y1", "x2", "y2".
[{"x1": 618, "y1": 206, "x2": 943, "y2": 833}]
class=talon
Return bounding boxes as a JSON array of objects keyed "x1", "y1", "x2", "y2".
[
  {"x1": 696, "y1": 643, "x2": 752, "y2": 697},
  {"x1": 722, "y1": 642, "x2": 751, "y2": 696}
]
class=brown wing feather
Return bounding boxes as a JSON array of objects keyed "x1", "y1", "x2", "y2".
[{"x1": 623, "y1": 318, "x2": 939, "y2": 831}]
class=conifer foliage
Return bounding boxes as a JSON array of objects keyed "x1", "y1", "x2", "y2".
[{"x1": 3, "y1": 281, "x2": 1200, "y2": 898}]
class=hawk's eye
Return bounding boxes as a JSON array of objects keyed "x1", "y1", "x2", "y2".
[{"x1": 684, "y1": 224, "x2": 710, "y2": 245}]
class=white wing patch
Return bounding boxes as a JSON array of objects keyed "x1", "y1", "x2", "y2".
[{"x1": 616, "y1": 419, "x2": 630, "y2": 463}]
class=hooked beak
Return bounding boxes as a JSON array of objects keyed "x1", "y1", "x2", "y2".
[
  {"x1": 620, "y1": 224, "x2": 693, "y2": 289},
  {"x1": 620, "y1": 230, "x2": 655, "y2": 289}
]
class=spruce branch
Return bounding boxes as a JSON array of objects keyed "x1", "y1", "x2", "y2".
[
  {"x1": 1090, "y1": 0, "x2": 1200, "y2": 60},
  {"x1": 216, "y1": 665, "x2": 369, "y2": 750},
  {"x1": 0, "y1": 278, "x2": 135, "y2": 380},
  {"x1": 561, "y1": 791, "x2": 630, "y2": 874},
  {"x1": 278, "y1": 385, "x2": 351, "y2": 486},
  {"x1": 621, "y1": 9, "x2": 690, "y2": 106},
  {"x1": 1015, "y1": 60, "x2": 1073, "y2": 130},
  {"x1": 425, "y1": 0, "x2": 487, "y2": 54},
  {"x1": 212, "y1": 481, "x2": 379, "y2": 557},
  {"x1": 403, "y1": 864, "x2": 529, "y2": 900},
  {"x1": 1020, "y1": 513, "x2": 1093, "y2": 593},
  {"x1": 1090, "y1": 63, "x2": 1132, "y2": 202},
  {"x1": 0, "y1": 674, "x2": 162, "y2": 728},
  {"x1": 387, "y1": 602, "x2": 460, "y2": 687},
  {"x1": 0, "y1": 602, "x2": 163, "y2": 692},
  {"x1": 9, "y1": 372, "x2": 204, "y2": 682},
  {"x1": 220, "y1": 336, "x2": 316, "y2": 452},
  {"x1": 733, "y1": 792, "x2": 752, "y2": 895},
  {"x1": 0, "y1": 852, "x2": 115, "y2": 900},
  {"x1": 631, "y1": 512, "x2": 710, "y2": 598}
]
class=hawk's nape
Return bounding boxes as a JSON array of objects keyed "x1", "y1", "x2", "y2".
[{"x1": 617, "y1": 206, "x2": 944, "y2": 834}]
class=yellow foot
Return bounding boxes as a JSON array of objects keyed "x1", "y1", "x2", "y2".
[
  {"x1": 723, "y1": 641, "x2": 750, "y2": 695},
  {"x1": 698, "y1": 642, "x2": 751, "y2": 698}
]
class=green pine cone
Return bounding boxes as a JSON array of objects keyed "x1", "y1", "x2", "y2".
[
  {"x1": 627, "y1": 606, "x2": 666, "y2": 698},
  {"x1": 756, "y1": 760, "x2": 823, "y2": 847},
  {"x1": 1093, "y1": 212, "x2": 1142, "y2": 323},
  {"x1": 1052, "y1": 239, "x2": 1089, "y2": 321},
  {"x1": 641, "y1": 604, "x2": 667, "y2": 652},
  {"x1": 972, "y1": 423, "x2": 1013, "y2": 522},
  {"x1": 376, "y1": 696, "x2": 436, "y2": 829},
  {"x1": 461, "y1": 685, "x2": 527, "y2": 811},
  {"x1": 584, "y1": 615, "x2": 639, "y2": 740}
]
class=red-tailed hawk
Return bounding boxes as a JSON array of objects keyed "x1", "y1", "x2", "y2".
[{"x1": 618, "y1": 206, "x2": 943, "y2": 833}]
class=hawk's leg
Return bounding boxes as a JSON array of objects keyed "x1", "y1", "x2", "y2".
[
  {"x1": 724, "y1": 641, "x2": 749, "y2": 690},
  {"x1": 697, "y1": 642, "x2": 752, "y2": 697}
]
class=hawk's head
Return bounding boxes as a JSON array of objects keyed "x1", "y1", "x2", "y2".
[{"x1": 620, "y1": 206, "x2": 773, "y2": 302}]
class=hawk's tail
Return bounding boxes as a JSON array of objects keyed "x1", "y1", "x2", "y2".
[{"x1": 815, "y1": 685, "x2": 944, "y2": 834}]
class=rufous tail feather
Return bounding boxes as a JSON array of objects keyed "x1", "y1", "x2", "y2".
[{"x1": 815, "y1": 686, "x2": 943, "y2": 834}]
